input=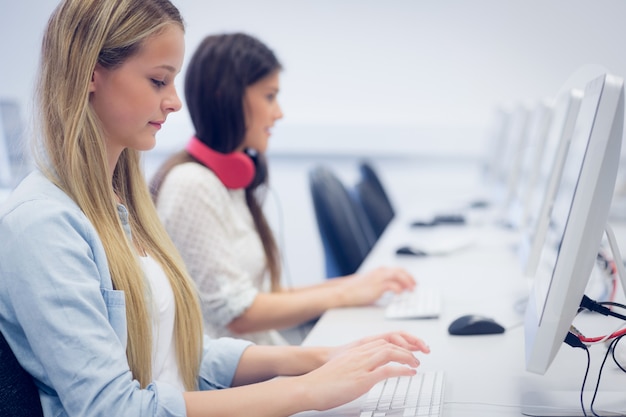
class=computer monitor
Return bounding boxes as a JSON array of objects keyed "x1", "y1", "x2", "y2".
[
  {"x1": 503, "y1": 99, "x2": 554, "y2": 230},
  {"x1": 518, "y1": 88, "x2": 584, "y2": 277},
  {"x1": 482, "y1": 105, "x2": 512, "y2": 185},
  {"x1": 524, "y1": 73, "x2": 625, "y2": 377},
  {"x1": 516, "y1": 100, "x2": 555, "y2": 227},
  {"x1": 496, "y1": 103, "x2": 531, "y2": 214}
]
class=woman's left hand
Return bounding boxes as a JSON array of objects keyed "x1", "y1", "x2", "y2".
[{"x1": 327, "y1": 330, "x2": 430, "y2": 362}]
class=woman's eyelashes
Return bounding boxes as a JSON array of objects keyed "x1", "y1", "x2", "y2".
[{"x1": 151, "y1": 78, "x2": 167, "y2": 88}]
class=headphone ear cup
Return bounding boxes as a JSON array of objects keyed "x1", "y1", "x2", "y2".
[
  {"x1": 186, "y1": 137, "x2": 256, "y2": 189},
  {"x1": 213, "y1": 151, "x2": 256, "y2": 189}
]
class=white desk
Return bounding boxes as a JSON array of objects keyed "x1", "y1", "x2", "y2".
[{"x1": 299, "y1": 168, "x2": 626, "y2": 416}]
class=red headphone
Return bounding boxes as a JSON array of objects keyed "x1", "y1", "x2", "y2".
[{"x1": 186, "y1": 136, "x2": 256, "y2": 189}]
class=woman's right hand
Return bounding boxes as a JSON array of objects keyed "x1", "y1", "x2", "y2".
[
  {"x1": 338, "y1": 266, "x2": 416, "y2": 307},
  {"x1": 297, "y1": 335, "x2": 427, "y2": 412}
]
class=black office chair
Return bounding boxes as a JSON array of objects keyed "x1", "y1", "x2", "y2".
[
  {"x1": 309, "y1": 165, "x2": 377, "y2": 278},
  {"x1": 355, "y1": 160, "x2": 396, "y2": 239},
  {"x1": 0, "y1": 330, "x2": 44, "y2": 417}
]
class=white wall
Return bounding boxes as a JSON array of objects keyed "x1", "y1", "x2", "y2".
[
  {"x1": 3, "y1": 0, "x2": 626, "y2": 289},
  {"x1": 3, "y1": 1, "x2": 626, "y2": 156}
]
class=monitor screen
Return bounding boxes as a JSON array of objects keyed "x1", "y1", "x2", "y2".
[
  {"x1": 524, "y1": 73, "x2": 625, "y2": 376},
  {"x1": 518, "y1": 88, "x2": 583, "y2": 277}
]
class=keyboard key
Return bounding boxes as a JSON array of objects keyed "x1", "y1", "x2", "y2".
[{"x1": 360, "y1": 371, "x2": 445, "y2": 417}]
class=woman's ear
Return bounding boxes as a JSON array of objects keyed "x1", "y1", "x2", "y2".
[
  {"x1": 88, "y1": 73, "x2": 96, "y2": 93},
  {"x1": 89, "y1": 64, "x2": 102, "y2": 93}
]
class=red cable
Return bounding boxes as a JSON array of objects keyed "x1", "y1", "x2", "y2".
[{"x1": 579, "y1": 327, "x2": 626, "y2": 343}]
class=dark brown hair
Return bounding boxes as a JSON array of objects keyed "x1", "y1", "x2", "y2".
[{"x1": 151, "y1": 32, "x2": 282, "y2": 290}]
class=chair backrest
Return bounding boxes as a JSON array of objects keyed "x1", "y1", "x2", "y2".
[
  {"x1": 309, "y1": 165, "x2": 377, "y2": 277},
  {"x1": 355, "y1": 161, "x2": 395, "y2": 238},
  {"x1": 0, "y1": 331, "x2": 44, "y2": 417}
]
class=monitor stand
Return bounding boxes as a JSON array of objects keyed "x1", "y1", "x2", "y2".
[{"x1": 522, "y1": 223, "x2": 626, "y2": 417}]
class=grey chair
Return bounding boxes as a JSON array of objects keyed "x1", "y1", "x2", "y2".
[
  {"x1": 355, "y1": 160, "x2": 395, "y2": 239},
  {"x1": 0, "y1": 330, "x2": 43, "y2": 417},
  {"x1": 309, "y1": 165, "x2": 377, "y2": 278}
]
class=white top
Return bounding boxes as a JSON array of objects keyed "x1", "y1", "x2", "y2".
[
  {"x1": 139, "y1": 255, "x2": 184, "y2": 391},
  {"x1": 156, "y1": 162, "x2": 286, "y2": 345}
]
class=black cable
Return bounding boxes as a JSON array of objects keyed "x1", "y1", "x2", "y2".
[
  {"x1": 590, "y1": 337, "x2": 618, "y2": 417},
  {"x1": 580, "y1": 295, "x2": 626, "y2": 321},
  {"x1": 580, "y1": 346, "x2": 592, "y2": 417},
  {"x1": 565, "y1": 331, "x2": 587, "y2": 349},
  {"x1": 610, "y1": 334, "x2": 626, "y2": 373},
  {"x1": 565, "y1": 332, "x2": 590, "y2": 416},
  {"x1": 598, "y1": 300, "x2": 626, "y2": 311}
]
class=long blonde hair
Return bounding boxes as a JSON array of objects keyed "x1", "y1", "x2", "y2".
[{"x1": 35, "y1": 0, "x2": 203, "y2": 390}]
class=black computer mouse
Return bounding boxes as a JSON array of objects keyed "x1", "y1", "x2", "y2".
[
  {"x1": 448, "y1": 314, "x2": 505, "y2": 335},
  {"x1": 410, "y1": 214, "x2": 466, "y2": 227},
  {"x1": 410, "y1": 220, "x2": 435, "y2": 227},
  {"x1": 432, "y1": 214, "x2": 466, "y2": 225},
  {"x1": 395, "y1": 246, "x2": 428, "y2": 257}
]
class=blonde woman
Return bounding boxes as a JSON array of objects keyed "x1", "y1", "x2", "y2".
[{"x1": 0, "y1": 0, "x2": 430, "y2": 416}]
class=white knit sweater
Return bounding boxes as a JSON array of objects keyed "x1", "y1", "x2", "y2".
[{"x1": 156, "y1": 162, "x2": 286, "y2": 345}]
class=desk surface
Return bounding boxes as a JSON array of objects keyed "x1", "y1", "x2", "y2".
[{"x1": 299, "y1": 168, "x2": 626, "y2": 417}]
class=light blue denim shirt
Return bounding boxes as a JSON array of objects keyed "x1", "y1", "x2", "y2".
[{"x1": 0, "y1": 170, "x2": 253, "y2": 416}]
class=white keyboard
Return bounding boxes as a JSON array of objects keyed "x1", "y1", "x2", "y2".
[
  {"x1": 360, "y1": 370, "x2": 445, "y2": 417},
  {"x1": 384, "y1": 289, "x2": 442, "y2": 319}
]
